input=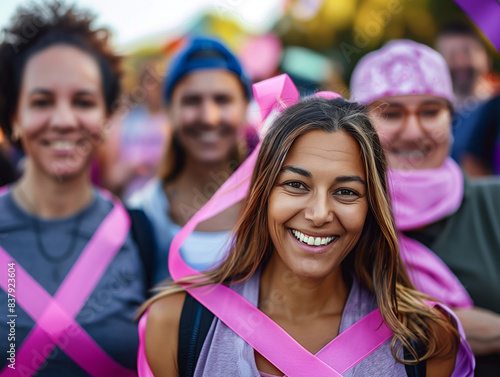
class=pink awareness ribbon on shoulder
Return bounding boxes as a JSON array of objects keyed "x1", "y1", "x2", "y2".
[
  {"x1": 454, "y1": 0, "x2": 500, "y2": 52},
  {"x1": 164, "y1": 75, "x2": 393, "y2": 377}
]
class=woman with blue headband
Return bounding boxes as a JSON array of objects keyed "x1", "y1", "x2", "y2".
[{"x1": 128, "y1": 36, "x2": 257, "y2": 284}]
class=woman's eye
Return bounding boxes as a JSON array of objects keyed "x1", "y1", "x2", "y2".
[
  {"x1": 74, "y1": 99, "x2": 95, "y2": 108},
  {"x1": 381, "y1": 112, "x2": 403, "y2": 121},
  {"x1": 420, "y1": 109, "x2": 440, "y2": 117},
  {"x1": 181, "y1": 96, "x2": 201, "y2": 106},
  {"x1": 31, "y1": 99, "x2": 52, "y2": 107},
  {"x1": 335, "y1": 189, "x2": 358, "y2": 197},
  {"x1": 285, "y1": 181, "x2": 306, "y2": 190},
  {"x1": 214, "y1": 95, "x2": 232, "y2": 105}
]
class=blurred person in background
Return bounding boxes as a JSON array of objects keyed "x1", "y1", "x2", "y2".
[
  {"x1": 435, "y1": 21, "x2": 500, "y2": 165},
  {"x1": 459, "y1": 93, "x2": 500, "y2": 177},
  {"x1": 0, "y1": 2, "x2": 154, "y2": 375},
  {"x1": 101, "y1": 61, "x2": 170, "y2": 201},
  {"x1": 351, "y1": 39, "x2": 500, "y2": 376},
  {"x1": 128, "y1": 36, "x2": 256, "y2": 284},
  {"x1": 435, "y1": 21, "x2": 499, "y2": 109}
]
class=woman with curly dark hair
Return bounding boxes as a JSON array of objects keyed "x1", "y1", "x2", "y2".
[{"x1": 0, "y1": 2, "x2": 150, "y2": 376}]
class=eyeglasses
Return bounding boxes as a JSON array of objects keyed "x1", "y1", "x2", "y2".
[{"x1": 374, "y1": 102, "x2": 451, "y2": 130}]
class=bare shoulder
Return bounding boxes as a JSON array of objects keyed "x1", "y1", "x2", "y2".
[
  {"x1": 147, "y1": 291, "x2": 187, "y2": 326},
  {"x1": 426, "y1": 306, "x2": 459, "y2": 377},
  {"x1": 145, "y1": 292, "x2": 186, "y2": 377}
]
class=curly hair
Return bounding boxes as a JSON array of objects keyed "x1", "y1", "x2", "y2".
[{"x1": 0, "y1": 0, "x2": 122, "y2": 141}]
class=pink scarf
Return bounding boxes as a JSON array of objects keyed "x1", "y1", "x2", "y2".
[{"x1": 388, "y1": 158, "x2": 473, "y2": 308}]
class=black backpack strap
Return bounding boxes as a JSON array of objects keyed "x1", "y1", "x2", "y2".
[
  {"x1": 404, "y1": 339, "x2": 427, "y2": 377},
  {"x1": 178, "y1": 293, "x2": 215, "y2": 377},
  {"x1": 126, "y1": 208, "x2": 156, "y2": 292}
]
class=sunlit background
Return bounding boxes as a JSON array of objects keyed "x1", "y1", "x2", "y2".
[{"x1": 0, "y1": 0, "x2": 499, "y2": 101}]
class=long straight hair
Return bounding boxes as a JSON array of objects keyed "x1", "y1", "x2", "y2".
[{"x1": 143, "y1": 96, "x2": 458, "y2": 363}]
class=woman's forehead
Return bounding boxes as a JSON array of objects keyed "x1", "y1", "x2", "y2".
[
  {"x1": 21, "y1": 45, "x2": 102, "y2": 92},
  {"x1": 282, "y1": 130, "x2": 365, "y2": 178},
  {"x1": 370, "y1": 94, "x2": 450, "y2": 108}
]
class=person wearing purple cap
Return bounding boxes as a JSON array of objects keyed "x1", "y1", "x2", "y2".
[
  {"x1": 351, "y1": 39, "x2": 500, "y2": 376},
  {"x1": 128, "y1": 36, "x2": 257, "y2": 284}
]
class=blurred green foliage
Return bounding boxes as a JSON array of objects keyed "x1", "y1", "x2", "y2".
[{"x1": 273, "y1": 0, "x2": 500, "y2": 83}]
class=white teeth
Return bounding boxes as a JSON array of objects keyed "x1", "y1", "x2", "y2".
[
  {"x1": 51, "y1": 141, "x2": 75, "y2": 150},
  {"x1": 395, "y1": 148, "x2": 430, "y2": 158},
  {"x1": 291, "y1": 229, "x2": 336, "y2": 247},
  {"x1": 199, "y1": 132, "x2": 219, "y2": 142}
]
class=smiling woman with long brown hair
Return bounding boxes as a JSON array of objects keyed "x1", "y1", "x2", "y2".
[{"x1": 137, "y1": 87, "x2": 474, "y2": 377}]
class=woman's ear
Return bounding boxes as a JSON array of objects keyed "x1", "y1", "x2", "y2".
[{"x1": 10, "y1": 121, "x2": 22, "y2": 143}]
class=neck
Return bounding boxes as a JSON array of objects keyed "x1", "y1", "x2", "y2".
[
  {"x1": 146, "y1": 100, "x2": 161, "y2": 114},
  {"x1": 174, "y1": 156, "x2": 234, "y2": 195},
  {"x1": 14, "y1": 162, "x2": 94, "y2": 219},
  {"x1": 259, "y1": 256, "x2": 349, "y2": 321}
]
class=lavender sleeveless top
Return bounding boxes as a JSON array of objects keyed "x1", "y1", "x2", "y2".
[{"x1": 193, "y1": 271, "x2": 406, "y2": 377}]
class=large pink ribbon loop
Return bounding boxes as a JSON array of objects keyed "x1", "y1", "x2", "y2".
[
  {"x1": 252, "y1": 73, "x2": 300, "y2": 121},
  {"x1": 0, "y1": 190, "x2": 135, "y2": 377}
]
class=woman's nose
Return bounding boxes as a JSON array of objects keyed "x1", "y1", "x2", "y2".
[
  {"x1": 304, "y1": 193, "x2": 334, "y2": 227},
  {"x1": 49, "y1": 101, "x2": 78, "y2": 129},
  {"x1": 199, "y1": 99, "x2": 220, "y2": 126}
]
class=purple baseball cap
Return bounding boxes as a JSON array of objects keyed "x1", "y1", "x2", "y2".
[{"x1": 350, "y1": 39, "x2": 454, "y2": 105}]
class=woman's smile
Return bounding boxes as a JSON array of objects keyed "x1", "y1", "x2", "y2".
[{"x1": 267, "y1": 129, "x2": 368, "y2": 279}]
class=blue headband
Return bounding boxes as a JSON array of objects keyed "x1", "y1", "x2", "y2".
[{"x1": 163, "y1": 36, "x2": 252, "y2": 103}]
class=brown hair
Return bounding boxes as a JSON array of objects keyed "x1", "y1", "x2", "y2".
[{"x1": 144, "y1": 95, "x2": 458, "y2": 363}]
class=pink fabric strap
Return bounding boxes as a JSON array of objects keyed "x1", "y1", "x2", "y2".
[
  {"x1": 154, "y1": 75, "x2": 393, "y2": 376},
  {"x1": 0, "y1": 192, "x2": 135, "y2": 377},
  {"x1": 316, "y1": 308, "x2": 393, "y2": 374},
  {"x1": 137, "y1": 305, "x2": 392, "y2": 377},
  {"x1": 388, "y1": 159, "x2": 473, "y2": 308}
]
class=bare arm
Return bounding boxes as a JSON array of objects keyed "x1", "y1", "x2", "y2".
[
  {"x1": 454, "y1": 306, "x2": 500, "y2": 356},
  {"x1": 145, "y1": 292, "x2": 186, "y2": 377},
  {"x1": 426, "y1": 307, "x2": 459, "y2": 377}
]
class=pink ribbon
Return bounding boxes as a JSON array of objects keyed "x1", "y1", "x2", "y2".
[
  {"x1": 0, "y1": 189, "x2": 135, "y2": 377},
  {"x1": 454, "y1": 0, "x2": 500, "y2": 52}
]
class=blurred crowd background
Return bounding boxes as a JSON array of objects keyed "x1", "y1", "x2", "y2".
[{"x1": 1, "y1": 0, "x2": 499, "y2": 196}]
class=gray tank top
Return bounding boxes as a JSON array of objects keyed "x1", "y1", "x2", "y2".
[{"x1": 193, "y1": 271, "x2": 406, "y2": 376}]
